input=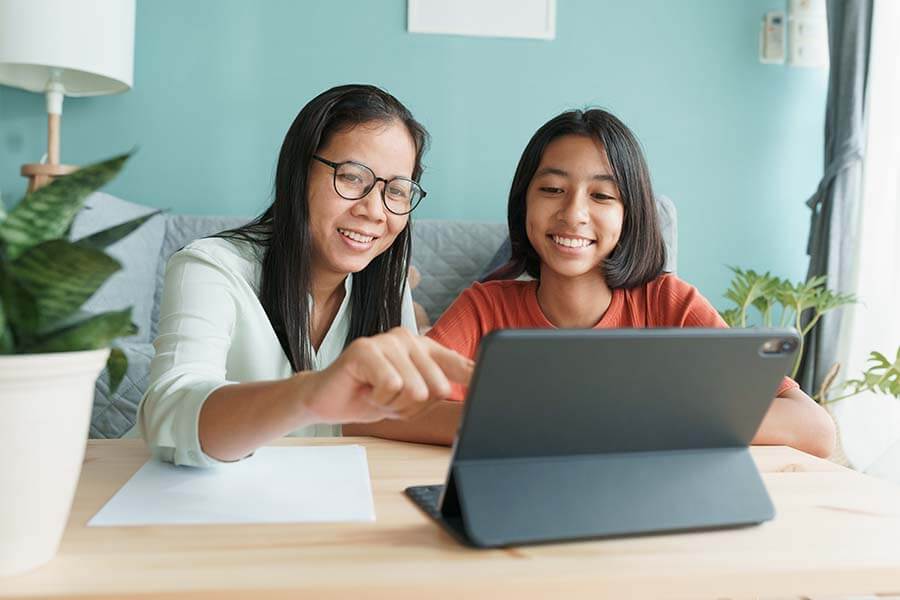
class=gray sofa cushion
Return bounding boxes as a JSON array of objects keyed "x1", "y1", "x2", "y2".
[
  {"x1": 89, "y1": 341, "x2": 155, "y2": 439},
  {"x1": 410, "y1": 220, "x2": 507, "y2": 322},
  {"x1": 69, "y1": 193, "x2": 166, "y2": 343},
  {"x1": 656, "y1": 194, "x2": 678, "y2": 271}
]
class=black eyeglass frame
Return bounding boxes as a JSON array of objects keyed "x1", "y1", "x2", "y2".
[{"x1": 312, "y1": 155, "x2": 427, "y2": 216}]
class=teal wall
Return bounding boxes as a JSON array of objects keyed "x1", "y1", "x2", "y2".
[{"x1": 0, "y1": 0, "x2": 826, "y2": 306}]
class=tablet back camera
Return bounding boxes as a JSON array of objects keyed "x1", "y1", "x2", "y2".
[{"x1": 760, "y1": 338, "x2": 796, "y2": 356}]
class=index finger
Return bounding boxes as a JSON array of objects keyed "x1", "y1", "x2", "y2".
[{"x1": 422, "y1": 337, "x2": 474, "y2": 386}]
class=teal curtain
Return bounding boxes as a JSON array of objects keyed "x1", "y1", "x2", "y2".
[{"x1": 798, "y1": 0, "x2": 873, "y2": 394}]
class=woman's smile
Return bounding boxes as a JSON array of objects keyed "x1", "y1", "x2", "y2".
[{"x1": 337, "y1": 227, "x2": 379, "y2": 250}]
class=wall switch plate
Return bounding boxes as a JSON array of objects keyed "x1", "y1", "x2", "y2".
[
  {"x1": 788, "y1": 0, "x2": 826, "y2": 18},
  {"x1": 787, "y1": 0, "x2": 829, "y2": 68},
  {"x1": 786, "y1": 0, "x2": 828, "y2": 68},
  {"x1": 760, "y1": 11, "x2": 786, "y2": 64},
  {"x1": 788, "y1": 16, "x2": 829, "y2": 67}
]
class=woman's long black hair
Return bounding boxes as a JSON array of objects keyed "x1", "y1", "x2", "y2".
[
  {"x1": 488, "y1": 109, "x2": 666, "y2": 289},
  {"x1": 217, "y1": 84, "x2": 429, "y2": 372}
]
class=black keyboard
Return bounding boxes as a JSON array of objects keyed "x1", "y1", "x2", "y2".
[
  {"x1": 405, "y1": 484, "x2": 444, "y2": 519},
  {"x1": 405, "y1": 484, "x2": 474, "y2": 546}
]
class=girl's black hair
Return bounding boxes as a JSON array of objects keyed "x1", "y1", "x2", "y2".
[
  {"x1": 217, "y1": 84, "x2": 429, "y2": 372},
  {"x1": 488, "y1": 109, "x2": 666, "y2": 288}
]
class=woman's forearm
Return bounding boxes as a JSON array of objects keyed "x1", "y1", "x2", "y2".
[
  {"x1": 753, "y1": 388, "x2": 836, "y2": 458},
  {"x1": 344, "y1": 400, "x2": 463, "y2": 446},
  {"x1": 198, "y1": 372, "x2": 320, "y2": 462},
  {"x1": 198, "y1": 330, "x2": 474, "y2": 460}
]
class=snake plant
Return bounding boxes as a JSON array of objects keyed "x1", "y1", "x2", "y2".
[{"x1": 0, "y1": 152, "x2": 156, "y2": 392}]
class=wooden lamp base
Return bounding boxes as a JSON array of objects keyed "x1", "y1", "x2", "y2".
[
  {"x1": 21, "y1": 111, "x2": 78, "y2": 193},
  {"x1": 21, "y1": 163, "x2": 78, "y2": 193}
]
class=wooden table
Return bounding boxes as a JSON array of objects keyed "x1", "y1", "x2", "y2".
[{"x1": 4, "y1": 438, "x2": 900, "y2": 599}]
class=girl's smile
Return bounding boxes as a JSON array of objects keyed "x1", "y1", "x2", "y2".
[{"x1": 547, "y1": 232, "x2": 597, "y2": 253}]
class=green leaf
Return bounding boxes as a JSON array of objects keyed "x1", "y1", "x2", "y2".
[
  {"x1": 868, "y1": 351, "x2": 890, "y2": 368},
  {"x1": 0, "y1": 153, "x2": 132, "y2": 259},
  {"x1": 719, "y1": 307, "x2": 742, "y2": 328},
  {"x1": 0, "y1": 298, "x2": 12, "y2": 354},
  {"x1": 750, "y1": 275, "x2": 782, "y2": 326},
  {"x1": 0, "y1": 263, "x2": 38, "y2": 339},
  {"x1": 814, "y1": 287, "x2": 856, "y2": 315},
  {"x1": 842, "y1": 347, "x2": 900, "y2": 400},
  {"x1": 21, "y1": 308, "x2": 136, "y2": 353},
  {"x1": 722, "y1": 266, "x2": 778, "y2": 327},
  {"x1": 106, "y1": 346, "x2": 128, "y2": 394},
  {"x1": 8, "y1": 239, "x2": 121, "y2": 330},
  {"x1": 74, "y1": 210, "x2": 163, "y2": 251},
  {"x1": 776, "y1": 279, "x2": 821, "y2": 321},
  {"x1": 806, "y1": 274, "x2": 828, "y2": 289}
]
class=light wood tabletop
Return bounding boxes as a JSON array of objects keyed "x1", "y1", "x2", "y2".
[{"x1": 4, "y1": 438, "x2": 900, "y2": 599}]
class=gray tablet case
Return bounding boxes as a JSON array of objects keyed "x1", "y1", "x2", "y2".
[{"x1": 406, "y1": 328, "x2": 800, "y2": 548}]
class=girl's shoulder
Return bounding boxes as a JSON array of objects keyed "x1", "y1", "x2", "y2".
[
  {"x1": 432, "y1": 278, "x2": 536, "y2": 329},
  {"x1": 637, "y1": 272, "x2": 699, "y2": 299},
  {"x1": 464, "y1": 278, "x2": 536, "y2": 305},
  {"x1": 625, "y1": 272, "x2": 722, "y2": 327}
]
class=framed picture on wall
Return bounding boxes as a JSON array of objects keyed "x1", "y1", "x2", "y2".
[{"x1": 407, "y1": 0, "x2": 556, "y2": 40}]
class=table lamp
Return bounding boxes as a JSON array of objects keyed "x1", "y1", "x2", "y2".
[{"x1": 0, "y1": 0, "x2": 135, "y2": 192}]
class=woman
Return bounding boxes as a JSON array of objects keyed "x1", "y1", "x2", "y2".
[
  {"x1": 356, "y1": 108, "x2": 836, "y2": 458},
  {"x1": 138, "y1": 85, "x2": 472, "y2": 467}
]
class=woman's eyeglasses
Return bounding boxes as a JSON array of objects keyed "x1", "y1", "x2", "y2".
[{"x1": 313, "y1": 155, "x2": 426, "y2": 215}]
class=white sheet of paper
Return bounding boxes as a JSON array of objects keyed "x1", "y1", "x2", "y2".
[{"x1": 88, "y1": 445, "x2": 375, "y2": 526}]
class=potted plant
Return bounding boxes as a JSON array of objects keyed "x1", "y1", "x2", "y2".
[
  {"x1": 816, "y1": 348, "x2": 900, "y2": 402},
  {"x1": 719, "y1": 267, "x2": 899, "y2": 465},
  {"x1": 0, "y1": 153, "x2": 155, "y2": 576},
  {"x1": 719, "y1": 267, "x2": 899, "y2": 400},
  {"x1": 719, "y1": 267, "x2": 857, "y2": 380}
]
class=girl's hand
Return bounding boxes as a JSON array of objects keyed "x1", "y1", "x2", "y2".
[{"x1": 302, "y1": 327, "x2": 474, "y2": 424}]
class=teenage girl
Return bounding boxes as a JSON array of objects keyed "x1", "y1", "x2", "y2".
[{"x1": 350, "y1": 108, "x2": 835, "y2": 458}]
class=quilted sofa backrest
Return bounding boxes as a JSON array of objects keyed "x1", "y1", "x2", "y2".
[{"x1": 410, "y1": 220, "x2": 508, "y2": 322}]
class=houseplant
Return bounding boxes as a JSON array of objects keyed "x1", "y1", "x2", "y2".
[
  {"x1": 719, "y1": 267, "x2": 857, "y2": 380},
  {"x1": 816, "y1": 348, "x2": 900, "y2": 404},
  {"x1": 719, "y1": 267, "x2": 899, "y2": 401},
  {"x1": 0, "y1": 152, "x2": 155, "y2": 576}
]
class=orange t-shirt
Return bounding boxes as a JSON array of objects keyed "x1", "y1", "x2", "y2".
[{"x1": 426, "y1": 273, "x2": 799, "y2": 400}]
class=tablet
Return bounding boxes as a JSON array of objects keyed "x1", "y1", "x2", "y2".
[{"x1": 406, "y1": 328, "x2": 799, "y2": 547}]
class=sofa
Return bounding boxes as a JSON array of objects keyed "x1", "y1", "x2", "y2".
[{"x1": 71, "y1": 192, "x2": 677, "y2": 439}]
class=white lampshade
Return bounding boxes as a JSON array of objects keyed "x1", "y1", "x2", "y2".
[{"x1": 0, "y1": 0, "x2": 135, "y2": 96}]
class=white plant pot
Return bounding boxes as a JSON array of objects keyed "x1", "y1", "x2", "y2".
[{"x1": 0, "y1": 348, "x2": 109, "y2": 577}]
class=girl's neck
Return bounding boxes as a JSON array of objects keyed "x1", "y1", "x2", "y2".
[{"x1": 536, "y1": 269, "x2": 613, "y2": 329}]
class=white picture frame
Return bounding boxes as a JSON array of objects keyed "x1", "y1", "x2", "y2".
[{"x1": 408, "y1": 0, "x2": 556, "y2": 41}]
